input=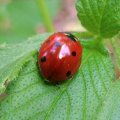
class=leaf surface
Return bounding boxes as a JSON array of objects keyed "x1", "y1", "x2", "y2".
[
  {"x1": 0, "y1": 33, "x2": 114, "y2": 120},
  {"x1": 0, "y1": 33, "x2": 50, "y2": 93},
  {"x1": 96, "y1": 80, "x2": 120, "y2": 120}
]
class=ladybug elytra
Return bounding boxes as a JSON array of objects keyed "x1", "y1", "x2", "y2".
[{"x1": 38, "y1": 32, "x2": 82, "y2": 84}]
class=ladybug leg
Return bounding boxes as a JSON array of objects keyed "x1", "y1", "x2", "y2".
[
  {"x1": 55, "y1": 83, "x2": 61, "y2": 88},
  {"x1": 44, "y1": 79, "x2": 50, "y2": 83},
  {"x1": 44, "y1": 80, "x2": 60, "y2": 88},
  {"x1": 36, "y1": 61, "x2": 38, "y2": 66}
]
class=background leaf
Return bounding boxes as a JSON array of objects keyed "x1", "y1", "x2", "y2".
[
  {"x1": 0, "y1": 33, "x2": 115, "y2": 120},
  {"x1": 76, "y1": 0, "x2": 120, "y2": 38},
  {"x1": 0, "y1": 0, "x2": 60, "y2": 43}
]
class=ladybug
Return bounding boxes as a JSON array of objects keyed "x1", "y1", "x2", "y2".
[{"x1": 38, "y1": 32, "x2": 82, "y2": 84}]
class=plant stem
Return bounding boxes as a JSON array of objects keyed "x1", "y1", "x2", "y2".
[{"x1": 37, "y1": 0, "x2": 54, "y2": 32}]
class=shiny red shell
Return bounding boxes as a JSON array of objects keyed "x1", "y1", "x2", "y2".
[{"x1": 38, "y1": 32, "x2": 82, "y2": 84}]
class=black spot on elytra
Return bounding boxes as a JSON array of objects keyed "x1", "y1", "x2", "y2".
[
  {"x1": 72, "y1": 51, "x2": 76, "y2": 56},
  {"x1": 64, "y1": 32, "x2": 77, "y2": 42},
  {"x1": 41, "y1": 56, "x2": 46, "y2": 62},
  {"x1": 66, "y1": 71, "x2": 71, "y2": 77},
  {"x1": 54, "y1": 41, "x2": 61, "y2": 47}
]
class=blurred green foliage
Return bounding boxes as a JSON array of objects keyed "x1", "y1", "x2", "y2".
[{"x1": 0, "y1": 0, "x2": 60, "y2": 44}]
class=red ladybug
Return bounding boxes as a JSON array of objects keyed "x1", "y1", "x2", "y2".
[{"x1": 38, "y1": 32, "x2": 82, "y2": 84}]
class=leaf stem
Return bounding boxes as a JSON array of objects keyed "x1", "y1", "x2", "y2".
[
  {"x1": 73, "y1": 32, "x2": 108, "y2": 54},
  {"x1": 37, "y1": 0, "x2": 54, "y2": 32}
]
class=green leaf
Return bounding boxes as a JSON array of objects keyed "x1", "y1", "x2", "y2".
[
  {"x1": 0, "y1": 33, "x2": 114, "y2": 120},
  {"x1": 96, "y1": 80, "x2": 120, "y2": 120},
  {"x1": 76, "y1": 0, "x2": 120, "y2": 38},
  {"x1": 0, "y1": 33, "x2": 50, "y2": 94}
]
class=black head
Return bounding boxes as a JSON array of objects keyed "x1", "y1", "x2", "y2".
[{"x1": 64, "y1": 32, "x2": 77, "y2": 42}]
